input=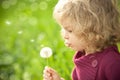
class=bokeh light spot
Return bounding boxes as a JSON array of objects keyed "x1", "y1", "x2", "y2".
[
  {"x1": 29, "y1": 0, "x2": 36, "y2": 3},
  {"x1": 46, "y1": 0, "x2": 51, "y2": 2},
  {"x1": 39, "y1": 1, "x2": 48, "y2": 10},
  {"x1": 2, "y1": 1, "x2": 10, "y2": 9},
  {"x1": 17, "y1": 2, "x2": 26, "y2": 11},
  {"x1": 23, "y1": 72, "x2": 31, "y2": 80},
  {"x1": 8, "y1": 0, "x2": 17, "y2": 5},
  {"x1": 30, "y1": 2, "x2": 38, "y2": 11},
  {"x1": 18, "y1": 13, "x2": 28, "y2": 22},
  {"x1": 30, "y1": 39, "x2": 35, "y2": 42},
  {"x1": 28, "y1": 17, "x2": 38, "y2": 26},
  {"x1": 5, "y1": 20, "x2": 11, "y2": 25},
  {"x1": 18, "y1": 30, "x2": 23, "y2": 35},
  {"x1": 38, "y1": 33, "x2": 45, "y2": 41}
]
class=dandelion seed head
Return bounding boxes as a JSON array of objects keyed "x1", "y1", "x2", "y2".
[{"x1": 40, "y1": 47, "x2": 52, "y2": 58}]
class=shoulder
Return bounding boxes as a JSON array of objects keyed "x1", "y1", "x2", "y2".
[
  {"x1": 102, "y1": 50, "x2": 120, "y2": 64},
  {"x1": 102, "y1": 53, "x2": 120, "y2": 79},
  {"x1": 97, "y1": 45, "x2": 120, "y2": 72},
  {"x1": 98, "y1": 50, "x2": 120, "y2": 73},
  {"x1": 98, "y1": 46, "x2": 120, "y2": 79},
  {"x1": 100, "y1": 45, "x2": 120, "y2": 64},
  {"x1": 101, "y1": 49, "x2": 120, "y2": 69}
]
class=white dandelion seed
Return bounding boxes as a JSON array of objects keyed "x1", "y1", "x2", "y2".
[{"x1": 40, "y1": 47, "x2": 52, "y2": 58}]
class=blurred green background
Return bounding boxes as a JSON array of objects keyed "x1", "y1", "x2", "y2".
[
  {"x1": 0, "y1": 0, "x2": 74, "y2": 80},
  {"x1": 0, "y1": 0, "x2": 120, "y2": 80}
]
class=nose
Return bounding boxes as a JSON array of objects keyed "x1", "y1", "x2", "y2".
[
  {"x1": 61, "y1": 29, "x2": 69, "y2": 39},
  {"x1": 64, "y1": 32, "x2": 69, "y2": 39}
]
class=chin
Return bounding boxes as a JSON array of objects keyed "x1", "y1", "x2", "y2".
[{"x1": 71, "y1": 47, "x2": 81, "y2": 51}]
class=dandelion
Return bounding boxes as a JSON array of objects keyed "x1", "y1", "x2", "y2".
[
  {"x1": 40, "y1": 47, "x2": 52, "y2": 58},
  {"x1": 40, "y1": 47, "x2": 52, "y2": 65}
]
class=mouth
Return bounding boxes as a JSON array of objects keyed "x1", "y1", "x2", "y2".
[{"x1": 64, "y1": 42, "x2": 71, "y2": 47}]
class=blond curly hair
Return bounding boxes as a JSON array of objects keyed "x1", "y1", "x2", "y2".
[{"x1": 53, "y1": 0, "x2": 120, "y2": 53}]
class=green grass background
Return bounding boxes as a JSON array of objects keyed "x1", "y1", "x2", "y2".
[{"x1": 0, "y1": 0, "x2": 120, "y2": 80}]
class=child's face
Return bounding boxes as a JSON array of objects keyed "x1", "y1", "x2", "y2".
[{"x1": 61, "y1": 27, "x2": 86, "y2": 51}]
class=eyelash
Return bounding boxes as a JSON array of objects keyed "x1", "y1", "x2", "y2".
[
  {"x1": 67, "y1": 30, "x2": 72, "y2": 33},
  {"x1": 61, "y1": 28, "x2": 72, "y2": 33}
]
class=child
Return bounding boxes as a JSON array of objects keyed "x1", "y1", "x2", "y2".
[{"x1": 43, "y1": 0, "x2": 120, "y2": 80}]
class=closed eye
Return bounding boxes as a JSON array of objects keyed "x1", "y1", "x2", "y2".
[
  {"x1": 64, "y1": 27, "x2": 73, "y2": 33},
  {"x1": 67, "y1": 30, "x2": 72, "y2": 33},
  {"x1": 61, "y1": 26, "x2": 73, "y2": 33}
]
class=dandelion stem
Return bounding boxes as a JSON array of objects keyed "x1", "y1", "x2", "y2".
[{"x1": 47, "y1": 58, "x2": 49, "y2": 66}]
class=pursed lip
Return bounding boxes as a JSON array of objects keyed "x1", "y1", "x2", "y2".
[{"x1": 64, "y1": 41, "x2": 71, "y2": 47}]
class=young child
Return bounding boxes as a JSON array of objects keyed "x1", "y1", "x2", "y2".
[{"x1": 43, "y1": 0, "x2": 120, "y2": 80}]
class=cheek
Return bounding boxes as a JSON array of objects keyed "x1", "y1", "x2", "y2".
[{"x1": 74, "y1": 38, "x2": 86, "y2": 47}]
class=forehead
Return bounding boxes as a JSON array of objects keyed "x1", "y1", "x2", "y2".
[
  {"x1": 60, "y1": 17, "x2": 74, "y2": 29},
  {"x1": 60, "y1": 22, "x2": 73, "y2": 31}
]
